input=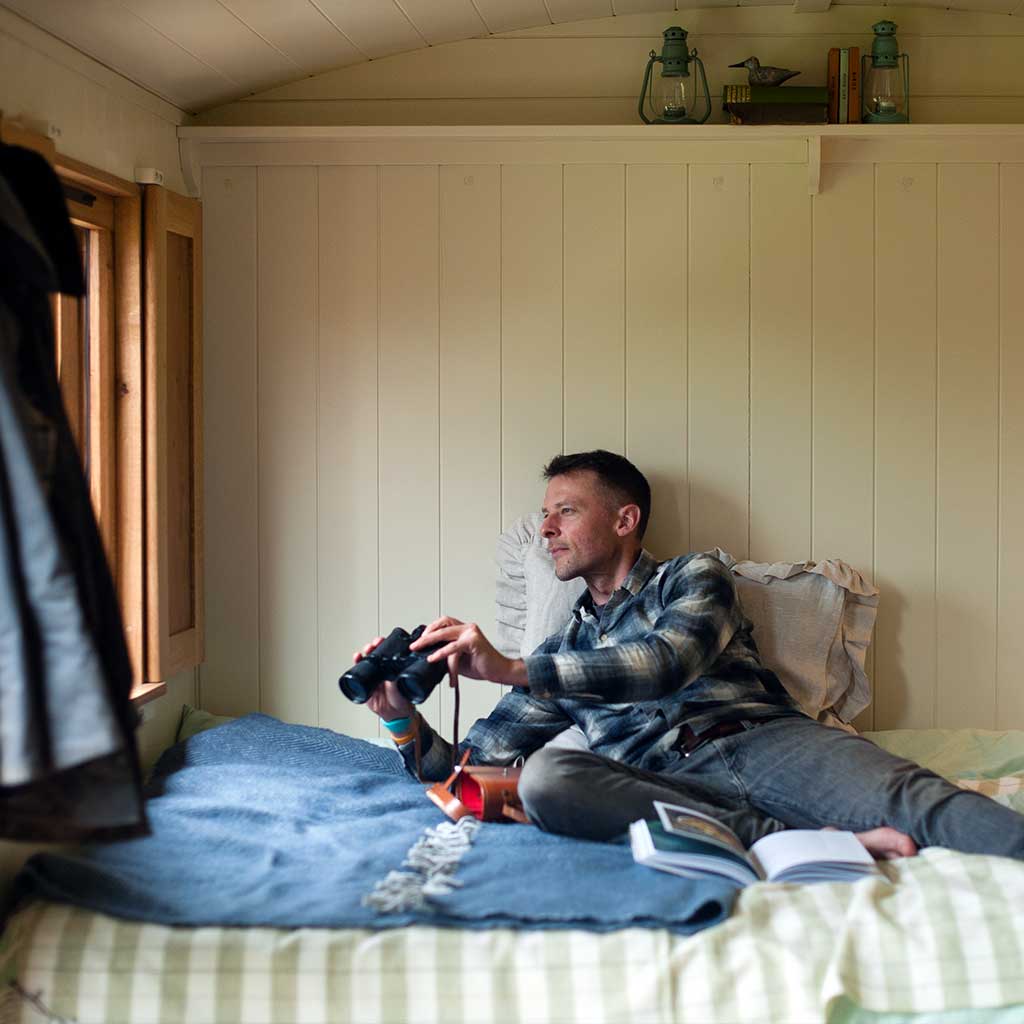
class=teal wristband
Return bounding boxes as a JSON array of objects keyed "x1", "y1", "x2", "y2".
[{"x1": 382, "y1": 716, "x2": 412, "y2": 734}]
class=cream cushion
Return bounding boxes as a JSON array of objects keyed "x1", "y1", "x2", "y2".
[{"x1": 494, "y1": 512, "x2": 878, "y2": 727}]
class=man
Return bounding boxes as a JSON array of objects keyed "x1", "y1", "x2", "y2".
[{"x1": 357, "y1": 450, "x2": 1024, "y2": 860}]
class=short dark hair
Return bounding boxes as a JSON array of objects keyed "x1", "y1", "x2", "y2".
[{"x1": 542, "y1": 450, "x2": 651, "y2": 541}]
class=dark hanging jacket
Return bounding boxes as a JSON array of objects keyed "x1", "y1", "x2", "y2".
[{"x1": 0, "y1": 143, "x2": 146, "y2": 841}]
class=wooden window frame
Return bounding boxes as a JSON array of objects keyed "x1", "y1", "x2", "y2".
[
  {"x1": 0, "y1": 117, "x2": 166, "y2": 706},
  {"x1": 143, "y1": 185, "x2": 204, "y2": 682}
]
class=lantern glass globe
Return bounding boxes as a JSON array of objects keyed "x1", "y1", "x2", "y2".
[
  {"x1": 652, "y1": 73, "x2": 691, "y2": 121},
  {"x1": 867, "y1": 65, "x2": 906, "y2": 117}
]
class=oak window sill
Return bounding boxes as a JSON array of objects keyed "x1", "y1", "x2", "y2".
[{"x1": 130, "y1": 682, "x2": 167, "y2": 708}]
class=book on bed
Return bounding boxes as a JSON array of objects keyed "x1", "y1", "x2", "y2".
[{"x1": 630, "y1": 801, "x2": 879, "y2": 886}]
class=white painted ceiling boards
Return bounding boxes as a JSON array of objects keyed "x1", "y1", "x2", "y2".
[{"x1": 2, "y1": 0, "x2": 1022, "y2": 114}]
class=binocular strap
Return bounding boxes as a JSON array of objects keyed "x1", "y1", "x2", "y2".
[{"x1": 414, "y1": 670, "x2": 460, "y2": 782}]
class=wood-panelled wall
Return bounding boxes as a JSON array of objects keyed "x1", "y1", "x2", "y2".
[
  {"x1": 200, "y1": 148, "x2": 1024, "y2": 739},
  {"x1": 0, "y1": 8, "x2": 187, "y2": 194},
  {"x1": 193, "y1": 6, "x2": 1024, "y2": 128}
]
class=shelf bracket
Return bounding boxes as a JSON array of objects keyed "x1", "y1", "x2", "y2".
[{"x1": 807, "y1": 133, "x2": 821, "y2": 195}]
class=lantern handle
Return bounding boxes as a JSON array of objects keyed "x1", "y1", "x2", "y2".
[
  {"x1": 691, "y1": 49, "x2": 712, "y2": 125},
  {"x1": 638, "y1": 51, "x2": 659, "y2": 125},
  {"x1": 902, "y1": 52, "x2": 911, "y2": 122}
]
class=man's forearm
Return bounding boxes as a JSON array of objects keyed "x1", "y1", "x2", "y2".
[{"x1": 501, "y1": 657, "x2": 530, "y2": 688}]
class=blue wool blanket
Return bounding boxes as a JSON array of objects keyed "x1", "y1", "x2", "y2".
[{"x1": 13, "y1": 714, "x2": 739, "y2": 934}]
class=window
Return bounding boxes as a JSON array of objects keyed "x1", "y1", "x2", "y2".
[{"x1": 2, "y1": 118, "x2": 204, "y2": 704}]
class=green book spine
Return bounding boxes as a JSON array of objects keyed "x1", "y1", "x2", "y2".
[
  {"x1": 838, "y1": 49, "x2": 849, "y2": 124},
  {"x1": 722, "y1": 84, "x2": 829, "y2": 105}
]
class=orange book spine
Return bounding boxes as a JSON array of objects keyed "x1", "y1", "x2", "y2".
[
  {"x1": 848, "y1": 47, "x2": 861, "y2": 123},
  {"x1": 827, "y1": 48, "x2": 840, "y2": 124}
]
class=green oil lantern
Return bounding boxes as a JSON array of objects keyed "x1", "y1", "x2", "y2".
[
  {"x1": 638, "y1": 27, "x2": 711, "y2": 125},
  {"x1": 861, "y1": 21, "x2": 911, "y2": 123}
]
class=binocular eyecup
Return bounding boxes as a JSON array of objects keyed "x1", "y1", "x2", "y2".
[{"x1": 338, "y1": 624, "x2": 448, "y2": 705}]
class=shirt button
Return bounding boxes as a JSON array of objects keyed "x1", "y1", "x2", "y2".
[{"x1": 600, "y1": 633, "x2": 608, "y2": 642}]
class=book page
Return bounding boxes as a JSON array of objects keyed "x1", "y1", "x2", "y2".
[
  {"x1": 749, "y1": 829, "x2": 874, "y2": 881},
  {"x1": 655, "y1": 801, "x2": 748, "y2": 858}
]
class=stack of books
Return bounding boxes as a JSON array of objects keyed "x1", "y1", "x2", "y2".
[
  {"x1": 827, "y1": 47, "x2": 862, "y2": 123},
  {"x1": 722, "y1": 84, "x2": 829, "y2": 125}
]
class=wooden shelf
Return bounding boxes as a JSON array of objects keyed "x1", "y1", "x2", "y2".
[{"x1": 178, "y1": 122, "x2": 1024, "y2": 197}]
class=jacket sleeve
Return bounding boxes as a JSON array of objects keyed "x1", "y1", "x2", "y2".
[{"x1": 395, "y1": 687, "x2": 573, "y2": 779}]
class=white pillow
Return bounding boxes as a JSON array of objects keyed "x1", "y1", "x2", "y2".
[
  {"x1": 494, "y1": 512, "x2": 584, "y2": 658},
  {"x1": 494, "y1": 514, "x2": 877, "y2": 726}
]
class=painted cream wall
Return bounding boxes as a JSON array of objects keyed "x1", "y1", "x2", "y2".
[
  {"x1": 195, "y1": 130, "x2": 1024, "y2": 740},
  {"x1": 0, "y1": 7, "x2": 188, "y2": 194},
  {"x1": 193, "y1": 6, "x2": 1024, "y2": 128}
]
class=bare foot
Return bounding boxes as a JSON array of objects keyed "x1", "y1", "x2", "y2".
[{"x1": 852, "y1": 826, "x2": 918, "y2": 860}]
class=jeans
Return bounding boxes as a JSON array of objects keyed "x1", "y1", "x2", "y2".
[{"x1": 518, "y1": 715, "x2": 1024, "y2": 857}]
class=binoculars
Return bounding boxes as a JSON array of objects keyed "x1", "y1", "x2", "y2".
[{"x1": 338, "y1": 625, "x2": 448, "y2": 705}]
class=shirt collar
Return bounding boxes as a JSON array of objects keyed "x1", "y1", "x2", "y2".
[{"x1": 573, "y1": 548, "x2": 659, "y2": 620}]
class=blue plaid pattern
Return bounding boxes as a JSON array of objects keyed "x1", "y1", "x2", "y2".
[{"x1": 401, "y1": 550, "x2": 803, "y2": 780}]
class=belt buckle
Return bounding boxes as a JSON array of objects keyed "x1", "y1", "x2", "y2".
[{"x1": 678, "y1": 724, "x2": 700, "y2": 757}]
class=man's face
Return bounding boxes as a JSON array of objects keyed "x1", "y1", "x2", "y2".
[{"x1": 540, "y1": 471, "x2": 625, "y2": 582}]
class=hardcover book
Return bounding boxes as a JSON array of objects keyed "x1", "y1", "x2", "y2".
[
  {"x1": 722, "y1": 84, "x2": 829, "y2": 105},
  {"x1": 827, "y1": 48, "x2": 840, "y2": 123},
  {"x1": 848, "y1": 46, "x2": 862, "y2": 123},
  {"x1": 630, "y1": 801, "x2": 879, "y2": 886},
  {"x1": 725, "y1": 102, "x2": 828, "y2": 126},
  {"x1": 838, "y1": 48, "x2": 850, "y2": 124}
]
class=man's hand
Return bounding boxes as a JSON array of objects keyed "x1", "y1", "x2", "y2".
[
  {"x1": 351, "y1": 638, "x2": 415, "y2": 721},
  {"x1": 411, "y1": 617, "x2": 529, "y2": 687}
]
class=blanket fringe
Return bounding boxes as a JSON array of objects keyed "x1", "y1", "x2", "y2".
[{"x1": 364, "y1": 817, "x2": 481, "y2": 913}]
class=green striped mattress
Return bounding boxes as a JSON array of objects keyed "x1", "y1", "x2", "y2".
[{"x1": 1, "y1": 727, "x2": 1022, "y2": 1024}]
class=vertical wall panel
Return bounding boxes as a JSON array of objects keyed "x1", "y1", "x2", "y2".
[
  {"x1": 750, "y1": 163, "x2": 812, "y2": 564},
  {"x1": 812, "y1": 164, "x2": 875, "y2": 576},
  {"x1": 200, "y1": 166, "x2": 258, "y2": 716},
  {"x1": 936, "y1": 164, "x2": 1000, "y2": 729},
  {"x1": 257, "y1": 167, "x2": 318, "y2": 724},
  {"x1": 874, "y1": 164, "x2": 937, "y2": 731},
  {"x1": 813, "y1": 162, "x2": 876, "y2": 730},
  {"x1": 501, "y1": 165, "x2": 563, "y2": 526},
  {"x1": 440, "y1": 165, "x2": 504, "y2": 726},
  {"x1": 999, "y1": 164, "x2": 1024, "y2": 727},
  {"x1": 379, "y1": 166, "x2": 444, "y2": 730},
  {"x1": 688, "y1": 165, "x2": 749, "y2": 559},
  {"x1": 563, "y1": 164, "x2": 625, "y2": 455},
  {"x1": 200, "y1": 143, "x2": 1024, "y2": 737},
  {"x1": 625, "y1": 164, "x2": 687, "y2": 562},
  {"x1": 317, "y1": 166, "x2": 380, "y2": 739}
]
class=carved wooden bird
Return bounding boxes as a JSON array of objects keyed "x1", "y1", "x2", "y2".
[{"x1": 728, "y1": 57, "x2": 801, "y2": 87}]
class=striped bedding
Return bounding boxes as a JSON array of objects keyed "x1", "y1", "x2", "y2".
[
  {"x1": 3, "y1": 847, "x2": 1024, "y2": 1024},
  {"x1": 2, "y1": 728, "x2": 1023, "y2": 1024}
]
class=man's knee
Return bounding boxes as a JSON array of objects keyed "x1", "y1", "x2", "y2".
[{"x1": 519, "y1": 746, "x2": 593, "y2": 830}]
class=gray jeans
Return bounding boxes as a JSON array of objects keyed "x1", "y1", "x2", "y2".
[{"x1": 518, "y1": 715, "x2": 1024, "y2": 857}]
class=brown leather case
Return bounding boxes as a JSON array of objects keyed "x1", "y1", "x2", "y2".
[{"x1": 426, "y1": 754, "x2": 528, "y2": 824}]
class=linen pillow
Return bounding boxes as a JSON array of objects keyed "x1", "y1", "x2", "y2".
[
  {"x1": 710, "y1": 549, "x2": 877, "y2": 726},
  {"x1": 494, "y1": 514, "x2": 877, "y2": 726}
]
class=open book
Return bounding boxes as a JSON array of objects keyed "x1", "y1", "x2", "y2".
[{"x1": 629, "y1": 801, "x2": 879, "y2": 886}]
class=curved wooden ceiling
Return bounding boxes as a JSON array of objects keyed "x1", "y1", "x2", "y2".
[{"x1": 3, "y1": 0, "x2": 1021, "y2": 114}]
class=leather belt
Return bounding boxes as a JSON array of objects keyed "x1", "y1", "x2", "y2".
[{"x1": 676, "y1": 719, "x2": 747, "y2": 756}]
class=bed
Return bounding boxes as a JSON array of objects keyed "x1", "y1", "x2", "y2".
[{"x1": 2, "y1": 519, "x2": 1024, "y2": 1024}]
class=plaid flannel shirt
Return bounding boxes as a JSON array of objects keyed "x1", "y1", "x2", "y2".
[{"x1": 399, "y1": 549, "x2": 803, "y2": 781}]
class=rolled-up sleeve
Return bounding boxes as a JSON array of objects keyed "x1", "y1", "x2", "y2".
[
  {"x1": 396, "y1": 687, "x2": 572, "y2": 779},
  {"x1": 523, "y1": 554, "x2": 744, "y2": 703}
]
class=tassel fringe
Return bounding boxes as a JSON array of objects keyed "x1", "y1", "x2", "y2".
[{"x1": 364, "y1": 817, "x2": 481, "y2": 913}]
